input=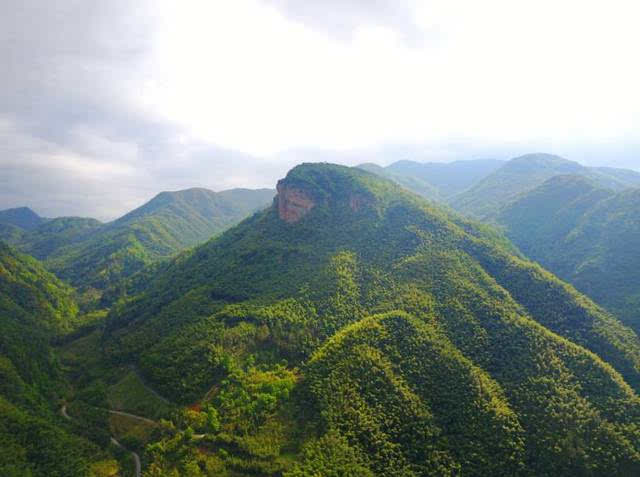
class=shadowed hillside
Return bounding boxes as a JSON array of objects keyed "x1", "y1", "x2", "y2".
[{"x1": 498, "y1": 174, "x2": 640, "y2": 333}]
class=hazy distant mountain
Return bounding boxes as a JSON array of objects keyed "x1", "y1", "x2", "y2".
[
  {"x1": 2, "y1": 187, "x2": 275, "y2": 302},
  {"x1": 357, "y1": 162, "x2": 441, "y2": 200},
  {"x1": 357, "y1": 158, "x2": 504, "y2": 200},
  {"x1": 111, "y1": 187, "x2": 275, "y2": 248},
  {"x1": 498, "y1": 174, "x2": 640, "y2": 332},
  {"x1": 0, "y1": 206, "x2": 45, "y2": 230},
  {"x1": 451, "y1": 153, "x2": 640, "y2": 218},
  {"x1": 102, "y1": 163, "x2": 640, "y2": 475},
  {"x1": 386, "y1": 158, "x2": 506, "y2": 197}
]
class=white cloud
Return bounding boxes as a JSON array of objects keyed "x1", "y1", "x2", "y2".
[
  {"x1": 1, "y1": 0, "x2": 639, "y2": 219},
  {"x1": 140, "y1": 0, "x2": 640, "y2": 156}
]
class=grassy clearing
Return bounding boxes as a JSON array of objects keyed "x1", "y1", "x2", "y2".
[
  {"x1": 57, "y1": 328, "x2": 104, "y2": 368},
  {"x1": 107, "y1": 369, "x2": 173, "y2": 420}
]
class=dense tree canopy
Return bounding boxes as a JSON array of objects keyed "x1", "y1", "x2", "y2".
[{"x1": 100, "y1": 163, "x2": 640, "y2": 476}]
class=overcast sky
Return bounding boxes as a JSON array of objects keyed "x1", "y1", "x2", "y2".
[{"x1": 2, "y1": 0, "x2": 639, "y2": 219}]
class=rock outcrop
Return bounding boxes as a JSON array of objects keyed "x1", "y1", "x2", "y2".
[{"x1": 277, "y1": 184, "x2": 315, "y2": 223}]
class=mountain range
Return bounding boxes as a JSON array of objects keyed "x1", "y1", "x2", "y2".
[
  {"x1": 450, "y1": 153, "x2": 640, "y2": 218},
  {"x1": 1, "y1": 158, "x2": 639, "y2": 476},
  {"x1": 361, "y1": 154, "x2": 640, "y2": 336},
  {"x1": 99, "y1": 163, "x2": 640, "y2": 475},
  {"x1": 0, "y1": 187, "x2": 274, "y2": 304},
  {"x1": 497, "y1": 174, "x2": 640, "y2": 333},
  {"x1": 357, "y1": 158, "x2": 505, "y2": 201},
  {"x1": 360, "y1": 153, "x2": 640, "y2": 220}
]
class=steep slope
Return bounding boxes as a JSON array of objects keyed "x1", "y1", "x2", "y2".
[
  {"x1": 451, "y1": 153, "x2": 640, "y2": 218},
  {"x1": 15, "y1": 187, "x2": 275, "y2": 300},
  {"x1": 0, "y1": 206, "x2": 45, "y2": 230},
  {"x1": 0, "y1": 241, "x2": 110, "y2": 475},
  {"x1": 103, "y1": 163, "x2": 640, "y2": 476},
  {"x1": 498, "y1": 175, "x2": 640, "y2": 332}
]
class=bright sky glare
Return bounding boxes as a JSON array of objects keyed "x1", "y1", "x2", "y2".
[{"x1": 1, "y1": 0, "x2": 639, "y2": 218}]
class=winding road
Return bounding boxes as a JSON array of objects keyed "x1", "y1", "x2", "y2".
[
  {"x1": 61, "y1": 405, "x2": 142, "y2": 477},
  {"x1": 109, "y1": 409, "x2": 156, "y2": 425},
  {"x1": 110, "y1": 436, "x2": 141, "y2": 477}
]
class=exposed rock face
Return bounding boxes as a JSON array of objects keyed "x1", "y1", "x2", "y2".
[{"x1": 277, "y1": 184, "x2": 315, "y2": 223}]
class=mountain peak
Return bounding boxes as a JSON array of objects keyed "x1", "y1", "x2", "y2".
[
  {"x1": 506, "y1": 153, "x2": 584, "y2": 173},
  {"x1": 0, "y1": 206, "x2": 44, "y2": 230},
  {"x1": 275, "y1": 163, "x2": 395, "y2": 223}
]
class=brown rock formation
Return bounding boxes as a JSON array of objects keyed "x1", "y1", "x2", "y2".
[{"x1": 277, "y1": 184, "x2": 315, "y2": 223}]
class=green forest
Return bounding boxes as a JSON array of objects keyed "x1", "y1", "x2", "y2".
[
  {"x1": 0, "y1": 188, "x2": 274, "y2": 308},
  {"x1": 497, "y1": 174, "x2": 640, "y2": 334},
  {"x1": 1, "y1": 161, "x2": 640, "y2": 476}
]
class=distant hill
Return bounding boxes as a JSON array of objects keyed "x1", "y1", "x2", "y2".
[
  {"x1": 357, "y1": 162, "x2": 441, "y2": 200},
  {"x1": 357, "y1": 158, "x2": 504, "y2": 200},
  {"x1": 2, "y1": 187, "x2": 275, "y2": 302},
  {"x1": 102, "y1": 163, "x2": 640, "y2": 475},
  {"x1": 386, "y1": 158, "x2": 506, "y2": 197},
  {"x1": 110, "y1": 187, "x2": 274, "y2": 250},
  {"x1": 0, "y1": 206, "x2": 45, "y2": 230},
  {"x1": 451, "y1": 153, "x2": 640, "y2": 218},
  {"x1": 18, "y1": 217, "x2": 103, "y2": 259},
  {"x1": 497, "y1": 174, "x2": 640, "y2": 332}
]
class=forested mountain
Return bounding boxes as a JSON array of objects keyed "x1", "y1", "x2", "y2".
[
  {"x1": 17, "y1": 217, "x2": 104, "y2": 259},
  {"x1": 357, "y1": 158, "x2": 504, "y2": 200},
  {"x1": 451, "y1": 153, "x2": 640, "y2": 218},
  {"x1": 1, "y1": 187, "x2": 274, "y2": 302},
  {"x1": 98, "y1": 163, "x2": 640, "y2": 476},
  {"x1": 497, "y1": 174, "x2": 640, "y2": 333},
  {"x1": 0, "y1": 206, "x2": 45, "y2": 231},
  {"x1": 0, "y1": 241, "x2": 114, "y2": 475}
]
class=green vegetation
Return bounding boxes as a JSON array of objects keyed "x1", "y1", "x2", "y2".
[
  {"x1": 0, "y1": 241, "x2": 116, "y2": 475},
  {"x1": 497, "y1": 174, "x2": 640, "y2": 333},
  {"x1": 0, "y1": 222, "x2": 27, "y2": 244},
  {"x1": 18, "y1": 216, "x2": 103, "y2": 259},
  {"x1": 1, "y1": 187, "x2": 274, "y2": 306},
  {"x1": 451, "y1": 153, "x2": 640, "y2": 218},
  {"x1": 2, "y1": 160, "x2": 640, "y2": 475},
  {"x1": 109, "y1": 412, "x2": 157, "y2": 446},
  {"x1": 301, "y1": 311, "x2": 525, "y2": 476},
  {"x1": 107, "y1": 370, "x2": 172, "y2": 420},
  {"x1": 95, "y1": 163, "x2": 640, "y2": 475}
]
